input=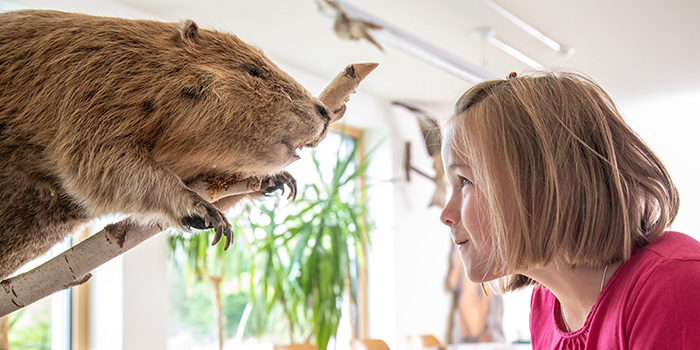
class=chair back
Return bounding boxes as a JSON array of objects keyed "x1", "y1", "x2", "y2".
[
  {"x1": 350, "y1": 338, "x2": 391, "y2": 350},
  {"x1": 407, "y1": 334, "x2": 444, "y2": 349},
  {"x1": 273, "y1": 343, "x2": 319, "y2": 350}
]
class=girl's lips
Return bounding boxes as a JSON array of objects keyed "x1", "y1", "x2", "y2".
[{"x1": 455, "y1": 239, "x2": 469, "y2": 246}]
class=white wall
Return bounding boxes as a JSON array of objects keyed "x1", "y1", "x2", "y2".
[
  {"x1": 617, "y1": 90, "x2": 700, "y2": 241},
  {"x1": 122, "y1": 232, "x2": 169, "y2": 350},
  {"x1": 89, "y1": 220, "x2": 169, "y2": 350},
  {"x1": 370, "y1": 104, "x2": 453, "y2": 349}
]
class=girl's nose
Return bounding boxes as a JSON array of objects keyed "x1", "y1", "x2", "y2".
[{"x1": 440, "y1": 205, "x2": 457, "y2": 227}]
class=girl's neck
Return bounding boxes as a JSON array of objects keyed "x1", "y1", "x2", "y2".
[{"x1": 524, "y1": 260, "x2": 622, "y2": 332}]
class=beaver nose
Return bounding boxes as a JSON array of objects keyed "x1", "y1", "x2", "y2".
[{"x1": 315, "y1": 103, "x2": 330, "y2": 122}]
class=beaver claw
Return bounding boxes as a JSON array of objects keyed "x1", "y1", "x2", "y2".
[
  {"x1": 260, "y1": 171, "x2": 297, "y2": 200},
  {"x1": 181, "y1": 194, "x2": 234, "y2": 250},
  {"x1": 209, "y1": 222, "x2": 233, "y2": 250}
]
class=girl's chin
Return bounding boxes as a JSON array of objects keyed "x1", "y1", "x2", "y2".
[
  {"x1": 463, "y1": 265, "x2": 490, "y2": 283},
  {"x1": 466, "y1": 273, "x2": 491, "y2": 284},
  {"x1": 462, "y1": 262, "x2": 503, "y2": 283}
]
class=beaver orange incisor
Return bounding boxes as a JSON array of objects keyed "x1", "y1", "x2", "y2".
[{"x1": 0, "y1": 10, "x2": 332, "y2": 280}]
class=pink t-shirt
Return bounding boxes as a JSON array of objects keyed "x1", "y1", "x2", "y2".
[{"x1": 529, "y1": 231, "x2": 700, "y2": 349}]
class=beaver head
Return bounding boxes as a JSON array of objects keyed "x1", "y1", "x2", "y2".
[{"x1": 141, "y1": 20, "x2": 331, "y2": 180}]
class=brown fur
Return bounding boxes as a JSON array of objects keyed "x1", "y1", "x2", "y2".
[{"x1": 0, "y1": 10, "x2": 331, "y2": 279}]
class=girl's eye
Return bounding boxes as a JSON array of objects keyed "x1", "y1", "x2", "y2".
[{"x1": 459, "y1": 176, "x2": 473, "y2": 187}]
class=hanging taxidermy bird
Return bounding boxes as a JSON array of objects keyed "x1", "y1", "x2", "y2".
[
  {"x1": 316, "y1": 0, "x2": 384, "y2": 51},
  {"x1": 393, "y1": 101, "x2": 446, "y2": 208}
]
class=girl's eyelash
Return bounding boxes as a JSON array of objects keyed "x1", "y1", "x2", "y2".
[{"x1": 458, "y1": 176, "x2": 472, "y2": 187}]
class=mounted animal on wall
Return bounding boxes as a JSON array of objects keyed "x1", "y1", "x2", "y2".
[{"x1": 393, "y1": 101, "x2": 446, "y2": 208}]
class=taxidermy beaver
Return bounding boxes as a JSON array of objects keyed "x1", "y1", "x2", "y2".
[{"x1": 0, "y1": 10, "x2": 333, "y2": 280}]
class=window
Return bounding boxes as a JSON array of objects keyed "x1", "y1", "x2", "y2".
[{"x1": 167, "y1": 127, "x2": 368, "y2": 349}]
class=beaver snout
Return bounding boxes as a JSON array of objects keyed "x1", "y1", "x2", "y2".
[{"x1": 302, "y1": 102, "x2": 331, "y2": 149}]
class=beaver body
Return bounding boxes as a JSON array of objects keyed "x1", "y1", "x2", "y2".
[{"x1": 0, "y1": 10, "x2": 331, "y2": 279}]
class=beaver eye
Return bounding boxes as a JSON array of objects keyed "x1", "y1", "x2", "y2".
[{"x1": 248, "y1": 67, "x2": 262, "y2": 78}]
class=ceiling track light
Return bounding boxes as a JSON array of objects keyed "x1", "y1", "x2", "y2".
[
  {"x1": 471, "y1": 26, "x2": 543, "y2": 70},
  {"x1": 478, "y1": 0, "x2": 574, "y2": 57}
]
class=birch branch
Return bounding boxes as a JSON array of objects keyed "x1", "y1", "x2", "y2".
[
  {"x1": 0, "y1": 62, "x2": 377, "y2": 317},
  {"x1": 320, "y1": 62, "x2": 378, "y2": 122}
]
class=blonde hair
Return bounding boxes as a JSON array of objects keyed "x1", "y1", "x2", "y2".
[{"x1": 444, "y1": 71, "x2": 679, "y2": 291}]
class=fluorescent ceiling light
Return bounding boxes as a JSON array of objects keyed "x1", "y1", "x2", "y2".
[
  {"x1": 478, "y1": 0, "x2": 573, "y2": 56},
  {"x1": 487, "y1": 35, "x2": 543, "y2": 69},
  {"x1": 472, "y1": 26, "x2": 543, "y2": 69}
]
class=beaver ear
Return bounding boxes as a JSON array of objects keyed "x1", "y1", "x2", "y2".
[{"x1": 175, "y1": 19, "x2": 199, "y2": 44}]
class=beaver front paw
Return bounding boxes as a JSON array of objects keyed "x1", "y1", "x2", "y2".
[
  {"x1": 260, "y1": 171, "x2": 297, "y2": 200},
  {"x1": 181, "y1": 193, "x2": 233, "y2": 250}
]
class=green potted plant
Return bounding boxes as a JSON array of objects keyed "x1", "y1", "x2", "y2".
[
  {"x1": 240, "y1": 135, "x2": 373, "y2": 349},
  {"x1": 169, "y1": 134, "x2": 374, "y2": 350}
]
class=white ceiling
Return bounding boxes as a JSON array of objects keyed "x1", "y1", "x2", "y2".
[{"x1": 3, "y1": 0, "x2": 700, "y2": 112}]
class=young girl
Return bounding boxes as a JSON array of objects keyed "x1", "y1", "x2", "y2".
[{"x1": 439, "y1": 71, "x2": 700, "y2": 349}]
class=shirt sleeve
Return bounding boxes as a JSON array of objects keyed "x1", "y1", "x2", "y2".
[{"x1": 626, "y1": 259, "x2": 700, "y2": 349}]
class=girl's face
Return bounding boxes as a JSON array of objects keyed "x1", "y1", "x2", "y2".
[{"x1": 440, "y1": 139, "x2": 500, "y2": 283}]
